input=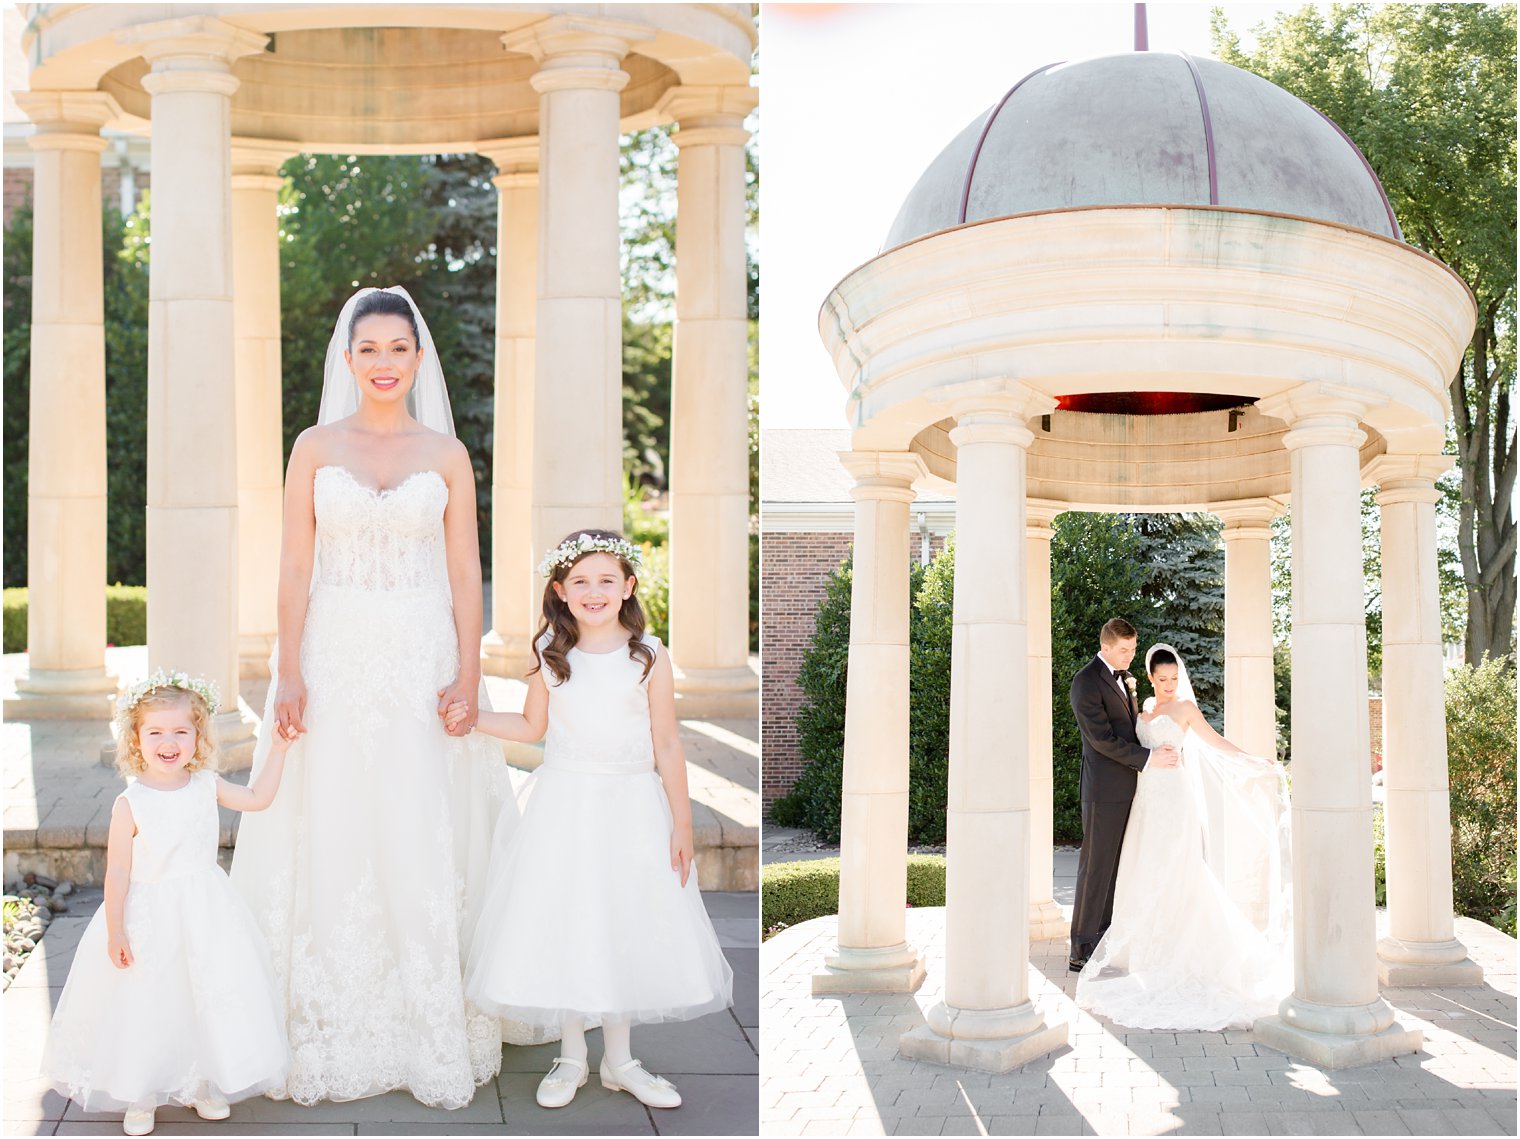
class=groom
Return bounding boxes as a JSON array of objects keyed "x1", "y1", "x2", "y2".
[{"x1": 1067, "y1": 617, "x2": 1179, "y2": 972}]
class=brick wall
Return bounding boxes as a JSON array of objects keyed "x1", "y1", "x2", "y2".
[
  {"x1": 761, "y1": 531, "x2": 852, "y2": 816},
  {"x1": 4, "y1": 166, "x2": 30, "y2": 228},
  {"x1": 3, "y1": 166, "x2": 150, "y2": 229},
  {"x1": 1369, "y1": 695, "x2": 1383, "y2": 773}
]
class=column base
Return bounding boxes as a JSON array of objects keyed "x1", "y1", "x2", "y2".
[
  {"x1": 481, "y1": 630, "x2": 535, "y2": 679},
  {"x1": 1254, "y1": 994, "x2": 1421, "y2": 1069},
  {"x1": 6, "y1": 666, "x2": 118, "y2": 720},
  {"x1": 238, "y1": 633, "x2": 275, "y2": 679},
  {"x1": 901, "y1": 1001, "x2": 1068, "y2": 1073},
  {"x1": 812, "y1": 942, "x2": 926, "y2": 995},
  {"x1": 1029, "y1": 898, "x2": 1069, "y2": 941},
  {"x1": 1377, "y1": 936, "x2": 1484, "y2": 987},
  {"x1": 673, "y1": 664, "x2": 758, "y2": 718},
  {"x1": 212, "y1": 702, "x2": 261, "y2": 773}
]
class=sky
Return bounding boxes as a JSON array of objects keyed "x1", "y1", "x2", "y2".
[{"x1": 759, "y1": 2, "x2": 1307, "y2": 430}]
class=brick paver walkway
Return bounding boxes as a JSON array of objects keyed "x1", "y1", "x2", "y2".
[{"x1": 762, "y1": 907, "x2": 1516, "y2": 1136}]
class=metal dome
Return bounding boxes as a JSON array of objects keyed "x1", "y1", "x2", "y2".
[{"x1": 884, "y1": 51, "x2": 1399, "y2": 250}]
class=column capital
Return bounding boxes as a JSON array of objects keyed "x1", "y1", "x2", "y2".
[
  {"x1": 1214, "y1": 497, "x2": 1285, "y2": 532},
  {"x1": 938, "y1": 379, "x2": 1056, "y2": 450},
  {"x1": 1026, "y1": 500, "x2": 1061, "y2": 532},
  {"x1": 1366, "y1": 453, "x2": 1453, "y2": 506},
  {"x1": 1258, "y1": 382, "x2": 1384, "y2": 451},
  {"x1": 125, "y1": 15, "x2": 268, "y2": 79},
  {"x1": 231, "y1": 141, "x2": 296, "y2": 179},
  {"x1": 661, "y1": 85, "x2": 758, "y2": 146},
  {"x1": 14, "y1": 91, "x2": 121, "y2": 145},
  {"x1": 479, "y1": 137, "x2": 540, "y2": 180},
  {"x1": 503, "y1": 16, "x2": 651, "y2": 94},
  {"x1": 839, "y1": 451, "x2": 926, "y2": 502}
]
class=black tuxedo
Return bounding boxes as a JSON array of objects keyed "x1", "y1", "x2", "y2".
[{"x1": 1068, "y1": 656, "x2": 1152, "y2": 961}]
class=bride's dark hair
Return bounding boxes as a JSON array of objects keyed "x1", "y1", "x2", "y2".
[
  {"x1": 531, "y1": 528, "x2": 656, "y2": 685},
  {"x1": 348, "y1": 289, "x2": 420, "y2": 346},
  {"x1": 1147, "y1": 648, "x2": 1178, "y2": 674}
]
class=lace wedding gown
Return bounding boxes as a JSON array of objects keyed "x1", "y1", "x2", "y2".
[
  {"x1": 1075, "y1": 705, "x2": 1292, "y2": 1031},
  {"x1": 230, "y1": 465, "x2": 518, "y2": 1108}
]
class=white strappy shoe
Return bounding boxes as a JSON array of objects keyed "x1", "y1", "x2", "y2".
[
  {"x1": 121, "y1": 1102, "x2": 155, "y2": 1136},
  {"x1": 190, "y1": 1088, "x2": 230, "y2": 1120},
  {"x1": 599, "y1": 1057, "x2": 681, "y2": 1108},
  {"x1": 535, "y1": 1055, "x2": 588, "y2": 1108}
]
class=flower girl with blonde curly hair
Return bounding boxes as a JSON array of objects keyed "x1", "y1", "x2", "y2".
[{"x1": 42, "y1": 672, "x2": 294, "y2": 1136}]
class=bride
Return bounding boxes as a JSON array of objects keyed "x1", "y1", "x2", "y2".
[
  {"x1": 1075, "y1": 643, "x2": 1292, "y2": 1031},
  {"x1": 231, "y1": 287, "x2": 518, "y2": 1107}
]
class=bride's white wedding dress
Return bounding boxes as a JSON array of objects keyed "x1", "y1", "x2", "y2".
[
  {"x1": 1075, "y1": 698, "x2": 1292, "y2": 1031},
  {"x1": 230, "y1": 465, "x2": 518, "y2": 1107}
]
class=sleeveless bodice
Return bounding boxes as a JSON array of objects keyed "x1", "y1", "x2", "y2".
[
  {"x1": 542, "y1": 636, "x2": 660, "y2": 773},
  {"x1": 312, "y1": 466, "x2": 449, "y2": 592},
  {"x1": 1137, "y1": 711, "x2": 1186, "y2": 750},
  {"x1": 119, "y1": 770, "x2": 219, "y2": 884}
]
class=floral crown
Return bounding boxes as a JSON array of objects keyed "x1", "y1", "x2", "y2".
[
  {"x1": 116, "y1": 669, "x2": 220, "y2": 728},
  {"x1": 537, "y1": 532, "x2": 643, "y2": 578}
]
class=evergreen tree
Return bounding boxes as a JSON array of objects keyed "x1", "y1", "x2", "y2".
[{"x1": 1130, "y1": 513, "x2": 1225, "y2": 724}]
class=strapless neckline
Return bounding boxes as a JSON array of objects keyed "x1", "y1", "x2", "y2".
[{"x1": 316, "y1": 464, "x2": 446, "y2": 498}]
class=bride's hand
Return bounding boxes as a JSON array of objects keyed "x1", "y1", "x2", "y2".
[
  {"x1": 437, "y1": 676, "x2": 477, "y2": 736},
  {"x1": 273, "y1": 672, "x2": 308, "y2": 739},
  {"x1": 670, "y1": 825, "x2": 694, "y2": 887}
]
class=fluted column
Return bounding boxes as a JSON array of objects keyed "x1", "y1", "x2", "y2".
[
  {"x1": 1217, "y1": 499, "x2": 1281, "y2": 762},
  {"x1": 813, "y1": 452, "x2": 928, "y2": 994},
  {"x1": 478, "y1": 139, "x2": 539, "y2": 678},
  {"x1": 1253, "y1": 384, "x2": 1420, "y2": 1068},
  {"x1": 664, "y1": 85, "x2": 759, "y2": 716},
  {"x1": 132, "y1": 16, "x2": 268, "y2": 765},
  {"x1": 1372, "y1": 455, "x2": 1482, "y2": 986},
  {"x1": 902, "y1": 383, "x2": 1067, "y2": 1073},
  {"x1": 1026, "y1": 503, "x2": 1066, "y2": 940},
  {"x1": 503, "y1": 17, "x2": 651, "y2": 576},
  {"x1": 231, "y1": 143, "x2": 291, "y2": 680},
  {"x1": 9, "y1": 92, "x2": 121, "y2": 720}
]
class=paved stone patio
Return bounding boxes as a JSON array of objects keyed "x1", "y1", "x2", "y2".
[
  {"x1": 4, "y1": 888, "x2": 758, "y2": 1135},
  {"x1": 761, "y1": 901, "x2": 1516, "y2": 1136}
]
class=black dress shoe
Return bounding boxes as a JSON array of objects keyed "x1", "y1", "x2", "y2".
[{"x1": 1068, "y1": 957, "x2": 1089, "y2": 974}]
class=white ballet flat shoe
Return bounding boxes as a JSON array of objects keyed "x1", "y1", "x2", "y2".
[
  {"x1": 535, "y1": 1056, "x2": 588, "y2": 1109},
  {"x1": 599, "y1": 1057, "x2": 681, "y2": 1109},
  {"x1": 121, "y1": 1103, "x2": 155, "y2": 1136},
  {"x1": 191, "y1": 1090, "x2": 230, "y2": 1120}
]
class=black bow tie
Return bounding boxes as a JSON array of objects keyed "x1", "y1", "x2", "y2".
[{"x1": 1112, "y1": 669, "x2": 1127, "y2": 683}]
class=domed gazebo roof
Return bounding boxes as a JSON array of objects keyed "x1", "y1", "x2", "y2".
[{"x1": 884, "y1": 51, "x2": 1399, "y2": 251}]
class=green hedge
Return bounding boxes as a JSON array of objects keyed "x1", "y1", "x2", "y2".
[
  {"x1": 761, "y1": 854, "x2": 946, "y2": 936},
  {"x1": 1445, "y1": 657, "x2": 1517, "y2": 935},
  {"x1": 2, "y1": 585, "x2": 147, "y2": 653}
]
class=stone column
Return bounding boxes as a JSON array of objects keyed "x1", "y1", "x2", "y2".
[
  {"x1": 1217, "y1": 499, "x2": 1281, "y2": 761},
  {"x1": 902, "y1": 383, "x2": 1067, "y2": 1072},
  {"x1": 1026, "y1": 502, "x2": 1067, "y2": 940},
  {"x1": 231, "y1": 143, "x2": 291, "y2": 680},
  {"x1": 1253, "y1": 384, "x2": 1420, "y2": 1068},
  {"x1": 8, "y1": 92, "x2": 121, "y2": 720},
  {"x1": 1372, "y1": 455, "x2": 1482, "y2": 986},
  {"x1": 132, "y1": 16, "x2": 268, "y2": 765},
  {"x1": 813, "y1": 452, "x2": 928, "y2": 994},
  {"x1": 478, "y1": 140, "x2": 539, "y2": 678},
  {"x1": 664, "y1": 86, "x2": 759, "y2": 716},
  {"x1": 503, "y1": 17, "x2": 651, "y2": 579}
]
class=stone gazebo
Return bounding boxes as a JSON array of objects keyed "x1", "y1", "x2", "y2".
[
  {"x1": 814, "y1": 52, "x2": 1482, "y2": 1073},
  {"x1": 12, "y1": 2, "x2": 757, "y2": 755}
]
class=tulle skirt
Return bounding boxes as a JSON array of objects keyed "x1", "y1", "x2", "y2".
[
  {"x1": 465, "y1": 763, "x2": 733, "y2": 1027},
  {"x1": 43, "y1": 867, "x2": 288, "y2": 1112},
  {"x1": 1076, "y1": 744, "x2": 1292, "y2": 1031}
]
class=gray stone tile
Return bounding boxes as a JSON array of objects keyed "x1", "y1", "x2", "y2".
[
  {"x1": 1262, "y1": 1111, "x2": 1364, "y2": 1135},
  {"x1": 1, "y1": 1120, "x2": 58, "y2": 1136},
  {"x1": 496, "y1": 1074, "x2": 656, "y2": 1134},
  {"x1": 56, "y1": 1128, "x2": 354, "y2": 1136},
  {"x1": 357, "y1": 1127, "x2": 529, "y2": 1135},
  {"x1": 631, "y1": 1014, "x2": 760, "y2": 1074},
  {"x1": 645, "y1": 1073, "x2": 757, "y2": 1135},
  {"x1": 195, "y1": 1089, "x2": 505, "y2": 1125}
]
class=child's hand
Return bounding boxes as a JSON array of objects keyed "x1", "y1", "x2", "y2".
[
  {"x1": 107, "y1": 930, "x2": 133, "y2": 969},
  {"x1": 439, "y1": 694, "x2": 472, "y2": 733},
  {"x1": 670, "y1": 826, "x2": 694, "y2": 887},
  {"x1": 269, "y1": 722, "x2": 297, "y2": 751}
]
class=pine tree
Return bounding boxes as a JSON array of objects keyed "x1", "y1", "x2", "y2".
[{"x1": 1130, "y1": 513, "x2": 1226, "y2": 726}]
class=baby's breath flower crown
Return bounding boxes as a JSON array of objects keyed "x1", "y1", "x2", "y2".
[
  {"x1": 115, "y1": 669, "x2": 221, "y2": 732},
  {"x1": 537, "y1": 532, "x2": 643, "y2": 578}
]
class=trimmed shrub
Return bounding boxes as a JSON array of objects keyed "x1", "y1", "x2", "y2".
[
  {"x1": 1445, "y1": 657, "x2": 1517, "y2": 935},
  {"x1": 761, "y1": 854, "x2": 947, "y2": 936},
  {"x1": 0, "y1": 585, "x2": 147, "y2": 653}
]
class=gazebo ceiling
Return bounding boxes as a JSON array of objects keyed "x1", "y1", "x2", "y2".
[
  {"x1": 884, "y1": 51, "x2": 1401, "y2": 252},
  {"x1": 20, "y1": 3, "x2": 755, "y2": 152}
]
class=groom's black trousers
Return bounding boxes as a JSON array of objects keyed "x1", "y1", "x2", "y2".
[{"x1": 1070, "y1": 799, "x2": 1134, "y2": 961}]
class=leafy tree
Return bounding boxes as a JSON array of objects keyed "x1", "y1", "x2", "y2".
[
  {"x1": 2, "y1": 202, "x2": 32, "y2": 588},
  {"x1": 1214, "y1": 3, "x2": 1517, "y2": 666}
]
